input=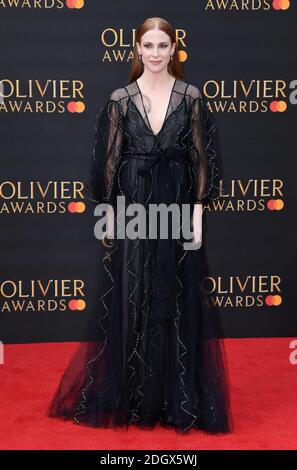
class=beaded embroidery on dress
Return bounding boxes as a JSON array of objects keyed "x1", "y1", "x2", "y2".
[{"x1": 47, "y1": 78, "x2": 233, "y2": 434}]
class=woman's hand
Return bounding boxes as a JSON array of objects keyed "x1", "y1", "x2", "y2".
[{"x1": 192, "y1": 203, "x2": 203, "y2": 245}]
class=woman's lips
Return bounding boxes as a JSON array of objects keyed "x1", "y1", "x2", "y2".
[{"x1": 150, "y1": 61, "x2": 161, "y2": 64}]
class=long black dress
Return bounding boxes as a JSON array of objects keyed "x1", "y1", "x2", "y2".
[{"x1": 47, "y1": 78, "x2": 233, "y2": 435}]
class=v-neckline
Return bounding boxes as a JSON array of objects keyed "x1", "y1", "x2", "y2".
[{"x1": 135, "y1": 78, "x2": 177, "y2": 137}]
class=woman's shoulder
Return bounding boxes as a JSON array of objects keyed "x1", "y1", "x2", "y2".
[
  {"x1": 180, "y1": 79, "x2": 203, "y2": 100},
  {"x1": 109, "y1": 86, "x2": 129, "y2": 103}
]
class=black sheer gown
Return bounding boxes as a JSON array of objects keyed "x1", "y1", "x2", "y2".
[{"x1": 47, "y1": 78, "x2": 233, "y2": 435}]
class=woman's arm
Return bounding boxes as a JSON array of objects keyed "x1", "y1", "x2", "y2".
[
  {"x1": 189, "y1": 88, "x2": 224, "y2": 207},
  {"x1": 84, "y1": 92, "x2": 124, "y2": 209}
]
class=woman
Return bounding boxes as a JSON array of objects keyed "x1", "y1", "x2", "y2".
[{"x1": 47, "y1": 17, "x2": 233, "y2": 435}]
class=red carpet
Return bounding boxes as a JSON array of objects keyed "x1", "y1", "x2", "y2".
[{"x1": 0, "y1": 338, "x2": 296, "y2": 450}]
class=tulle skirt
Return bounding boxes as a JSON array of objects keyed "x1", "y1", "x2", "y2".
[{"x1": 47, "y1": 203, "x2": 233, "y2": 435}]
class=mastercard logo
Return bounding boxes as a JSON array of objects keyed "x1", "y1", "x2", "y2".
[
  {"x1": 67, "y1": 101, "x2": 85, "y2": 113},
  {"x1": 68, "y1": 299, "x2": 86, "y2": 310},
  {"x1": 269, "y1": 101, "x2": 287, "y2": 112},
  {"x1": 177, "y1": 51, "x2": 187, "y2": 62},
  {"x1": 66, "y1": 0, "x2": 84, "y2": 8},
  {"x1": 272, "y1": 0, "x2": 290, "y2": 9},
  {"x1": 265, "y1": 295, "x2": 282, "y2": 306},
  {"x1": 68, "y1": 202, "x2": 85, "y2": 213},
  {"x1": 267, "y1": 199, "x2": 284, "y2": 210}
]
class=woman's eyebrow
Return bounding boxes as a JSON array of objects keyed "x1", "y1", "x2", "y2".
[{"x1": 143, "y1": 41, "x2": 169, "y2": 44}]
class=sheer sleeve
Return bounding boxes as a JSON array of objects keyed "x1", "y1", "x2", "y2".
[
  {"x1": 190, "y1": 88, "x2": 224, "y2": 205},
  {"x1": 84, "y1": 92, "x2": 123, "y2": 208}
]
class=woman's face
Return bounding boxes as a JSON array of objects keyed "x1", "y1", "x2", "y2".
[{"x1": 136, "y1": 29, "x2": 175, "y2": 74}]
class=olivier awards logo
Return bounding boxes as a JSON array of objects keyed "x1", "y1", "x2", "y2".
[
  {"x1": 203, "y1": 0, "x2": 291, "y2": 12},
  {"x1": 0, "y1": 0, "x2": 84, "y2": 9},
  {"x1": 0, "y1": 79, "x2": 85, "y2": 113},
  {"x1": 220, "y1": 178, "x2": 285, "y2": 211},
  {"x1": 203, "y1": 80, "x2": 297, "y2": 113},
  {"x1": 202, "y1": 274, "x2": 282, "y2": 308},
  {"x1": 0, "y1": 180, "x2": 85, "y2": 214},
  {"x1": 0, "y1": 279, "x2": 86, "y2": 312}
]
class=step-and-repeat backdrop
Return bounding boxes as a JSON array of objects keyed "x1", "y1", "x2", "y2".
[{"x1": 0, "y1": 1, "x2": 296, "y2": 343}]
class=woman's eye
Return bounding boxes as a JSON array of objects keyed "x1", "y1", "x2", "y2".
[{"x1": 143, "y1": 44, "x2": 168, "y2": 48}]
